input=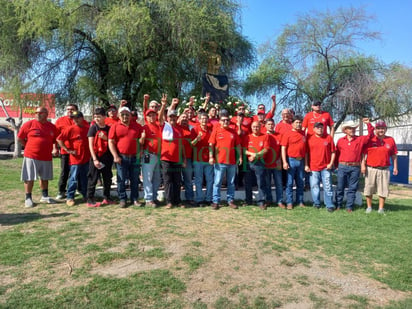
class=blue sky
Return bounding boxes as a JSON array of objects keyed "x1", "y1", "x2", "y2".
[{"x1": 240, "y1": 0, "x2": 412, "y2": 66}]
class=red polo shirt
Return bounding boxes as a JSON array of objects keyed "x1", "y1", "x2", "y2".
[
  {"x1": 364, "y1": 135, "x2": 397, "y2": 167},
  {"x1": 161, "y1": 123, "x2": 183, "y2": 163},
  {"x1": 264, "y1": 132, "x2": 281, "y2": 169},
  {"x1": 55, "y1": 116, "x2": 73, "y2": 155},
  {"x1": 178, "y1": 124, "x2": 193, "y2": 160},
  {"x1": 307, "y1": 134, "x2": 335, "y2": 171},
  {"x1": 105, "y1": 117, "x2": 119, "y2": 126},
  {"x1": 336, "y1": 123, "x2": 373, "y2": 163},
  {"x1": 252, "y1": 111, "x2": 274, "y2": 122},
  {"x1": 142, "y1": 122, "x2": 162, "y2": 155},
  {"x1": 209, "y1": 125, "x2": 240, "y2": 165},
  {"x1": 230, "y1": 116, "x2": 252, "y2": 136},
  {"x1": 275, "y1": 121, "x2": 292, "y2": 137},
  {"x1": 281, "y1": 129, "x2": 307, "y2": 158},
  {"x1": 243, "y1": 133, "x2": 269, "y2": 162},
  {"x1": 18, "y1": 120, "x2": 57, "y2": 161},
  {"x1": 191, "y1": 125, "x2": 212, "y2": 162},
  {"x1": 303, "y1": 111, "x2": 334, "y2": 136},
  {"x1": 109, "y1": 121, "x2": 142, "y2": 156},
  {"x1": 57, "y1": 124, "x2": 91, "y2": 165}
]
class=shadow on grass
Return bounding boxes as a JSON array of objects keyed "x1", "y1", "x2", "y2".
[{"x1": 0, "y1": 212, "x2": 72, "y2": 226}]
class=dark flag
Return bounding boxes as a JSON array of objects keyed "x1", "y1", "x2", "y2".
[{"x1": 202, "y1": 73, "x2": 229, "y2": 103}]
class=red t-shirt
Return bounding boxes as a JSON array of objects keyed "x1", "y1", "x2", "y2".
[
  {"x1": 307, "y1": 134, "x2": 336, "y2": 171},
  {"x1": 18, "y1": 120, "x2": 57, "y2": 161},
  {"x1": 252, "y1": 111, "x2": 274, "y2": 122},
  {"x1": 161, "y1": 123, "x2": 184, "y2": 163},
  {"x1": 142, "y1": 123, "x2": 162, "y2": 155},
  {"x1": 303, "y1": 111, "x2": 334, "y2": 136},
  {"x1": 209, "y1": 126, "x2": 240, "y2": 165},
  {"x1": 243, "y1": 133, "x2": 269, "y2": 163},
  {"x1": 191, "y1": 125, "x2": 212, "y2": 162},
  {"x1": 281, "y1": 129, "x2": 307, "y2": 158},
  {"x1": 57, "y1": 124, "x2": 91, "y2": 165},
  {"x1": 178, "y1": 124, "x2": 193, "y2": 160},
  {"x1": 230, "y1": 116, "x2": 252, "y2": 136},
  {"x1": 275, "y1": 121, "x2": 292, "y2": 137},
  {"x1": 55, "y1": 116, "x2": 73, "y2": 155},
  {"x1": 364, "y1": 135, "x2": 397, "y2": 167},
  {"x1": 336, "y1": 123, "x2": 373, "y2": 163},
  {"x1": 105, "y1": 117, "x2": 119, "y2": 126},
  {"x1": 264, "y1": 132, "x2": 281, "y2": 169},
  {"x1": 108, "y1": 121, "x2": 142, "y2": 156}
]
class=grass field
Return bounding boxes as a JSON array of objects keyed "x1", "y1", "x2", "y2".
[{"x1": 0, "y1": 157, "x2": 411, "y2": 308}]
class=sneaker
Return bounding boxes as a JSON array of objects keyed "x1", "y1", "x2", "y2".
[
  {"x1": 133, "y1": 200, "x2": 144, "y2": 207},
  {"x1": 278, "y1": 202, "x2": 286, "y2": 209},
  {"x1": 346, "y1": 208, "x2": 353, "y2": 213},
  {"x1": 365, "y1": 207, "x2": 372, "y2": 214},
  {"x1": 66, "y1": 199, "x2": 75, "y2": 207},
  {"x1": 378, "y1": 208, "x2": 385, "y2": 214},
  {"x1": 327, "y1": 207, "x2": 335, "y2": 213},
  {"x1": 25, "y1": 198, "x2": 34, "y2": 208},
  {"x1": 87, "y1": 201, "x2": 101, "y2": 208},
  {"x1": 40, "y1": 196, "x2": 56, "y2": 204},
  {"x1": 298, "y1": 203, "x2": 306, "y2": 208},
  {"x1": 179, "y1": 203, "x2": 187, "y2": 209},
  {"x1": 55, "y1": 193, "x2": 66, "y2": 200},
  {"x1": 145, "y1": 201, "x2": 157, "y2": 208},
  {"x1": 287, "y1": 204, "x2": 293, "y2": 210},
  {"x1": 119, "y1": 200, "x2": 127, "y2": 208},
  {"x1": 314, "y1": 205, "x2": 321, "y2": 209},
  {"x1": 228, "y1": 201, "x2": 238, "y2": 209},
  {"x1": 259, "y1": 204, "x2": 267, "y2": 210},
  {"x1": 211, "y1": 203, "x2": 220, "y2": 210},
  {"x1": 165, "y1": 203, "x2": 173, "y2": 209},
  {"x1": 101, "y1": 199, "x2": 116, "y2": 205}
]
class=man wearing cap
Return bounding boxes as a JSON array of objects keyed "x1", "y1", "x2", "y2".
[
  {"x1": 105, "y1": 105, "x2": 119, "y2": 126},
  {"x1": 18, "y1": 107, "x2": 58, "y2": 207},
  {"x1": 139, "y1": 107, "x2": 162, "y2": 207},
  {"x1": 302, "y1": 101, "x2": 334, "y2": 137},
  {"x1": 142, "y1": 94, "x2": 161, "y2": 123},
  {"x1": 57, "y1": 111, "x2": 91, "y2": 206},
  {"x1": 158, "y1": 97, "x2": 186, "y2": 209},
  {"x1": 305, "y1": 122, "x2": 336, "y2": 211},
  {"x1": 252, "y1": 95, "x2": 276, "y2": 122},
  {"x1": 335, "y1": 118, "x2": 373, "y2": 212},
  {"x1": 108, "y1": 106, "x2": 143, "y2": 208},
  {"x1": 361, "y1": 120, "x2": 398, "y2": 214},
  {"x1": 281, "y1": 115, "x2": 307, "y2": 209}
]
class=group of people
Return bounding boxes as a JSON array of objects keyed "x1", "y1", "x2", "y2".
[{"x1": 18, "y1": 94, "x2": 398, "y2": 213}]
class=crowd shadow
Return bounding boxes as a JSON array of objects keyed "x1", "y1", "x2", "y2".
[{"x1": 0, "y1": 212, "x2": 72, "y2": 226}]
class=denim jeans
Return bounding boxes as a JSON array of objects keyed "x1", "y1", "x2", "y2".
[
  {"x1": 182, "y1": 159, "x2": 194, "y2": 201},
  {"x1": 285, "y1": 157, "x2": 304, "y2": 205},
  {"x1": 67, "y1": 162, "x2": 89, "y2": 200},
  {"x1": 245, "y1": 162, "x2": 266, "y2": 205},
  {"x1": 141, "y1": 152, "x2": 161, "y2": 202},
  {"x1": 193, "y1": 161, "x2": 214, "y2": 203},
  {"x1": 336, "y1": 164, "x2": 360, "y2": 210},
  {"x1": 213, "y1": 163, "x2": 236, "y2": 204},
  {"x1": 116, "y1": 155, "x2": 140, "y2": 202},
  {"x1": 309, "y1": 169, "x2": 335, "y2": 208},
  {"x1": 265, "y1": 169, "x2": 284, "y2": 204}
]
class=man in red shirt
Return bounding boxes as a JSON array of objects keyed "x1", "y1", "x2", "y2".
[
  {"x1": 108, "y1": 106, "x2": 143, "y2": 208},
  {"x1": 361, "y1": 120, "x2": 398, "y2": 214},
  {"x1": 57, "y1": 111, "x2": 91, "y2": 206},
  {"x1": 335, "y1": 118, "x2": 373, "y2": 212},
  {"x1": 263, "y1": 118, "x2": 284, "y2": 208},
  {"x1": 281, "y1": 115, "x2": 307, "y2": 209},
  {"x1": 158, "y1": 98, "x2": 185, "y2": 209},
  {"x1": 302, "y1": 101, "x2": 334, "y2": 137},
  {"x1": 139, "y1": 108, "x2": 162, "y2": 207},
  {"x1": 244, "y1": 121, "x2": 269, "y2": 209},
  {"x1": 305, "y1": 122, "x2": 336, "y2": 211},
  {"x1": 275, "y1": 108, "x2": 293, "y2": 137},
  {"x1": 18, "y1": 107, "x2": 58, "y2": 207},
  {"x1": 209, "y1": 112, "x2": 242, "y2": 209},
  {"x1": 191, "y1": 112, "x2": 213, "y2": 206},
  {"x1": 252, "y1": 95, "x2": 276, "y2": 122},
  {"x1": 55, "y1": 103, "x2": 79, "y2": 200},
  {"x1": 104, "y1": 105, "x2": 119, "y2": 126}
]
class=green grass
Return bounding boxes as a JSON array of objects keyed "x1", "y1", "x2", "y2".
[{"x1": 0, "y1": 157, "x2": 411, "y2": 308}]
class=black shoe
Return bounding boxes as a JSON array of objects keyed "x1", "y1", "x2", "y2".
[{"x1": 327, "y1": 207, "x2": 335, "y2": 213}]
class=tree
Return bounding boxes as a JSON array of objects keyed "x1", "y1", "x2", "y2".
[
  {"x1": 243, "y1": 6, "x2": 412, "y2": 128},
  {"x1": 7, "y1": 0, "x2": 254, "y2": 110}
]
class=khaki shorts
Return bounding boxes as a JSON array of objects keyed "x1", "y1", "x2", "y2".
[
  {"x1": 21, "y1": 157, "x2": 53, "y2": 181},
  {"x1": 363, "y1": 166, "x2": 390, "y2": 197}
]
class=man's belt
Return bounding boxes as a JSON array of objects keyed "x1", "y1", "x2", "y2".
[{"x1": 339, "y1": 162, "x2": 360, "y2": 166}]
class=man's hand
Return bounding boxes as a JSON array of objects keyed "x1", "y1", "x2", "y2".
[{"x1": 161, "y1": 93, "x2": 167, "y2": 105}]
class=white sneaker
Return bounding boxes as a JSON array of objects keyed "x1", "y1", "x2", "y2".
[
  {"x1": 55, "y1": 193, "x2": 65, "y2": 200},
  {"x1": 365, "y1": 207, "x2": 372, "y2": 214},
  {"x1": 40, "y1": 196, "x2": 56, "y2": 204},
  {"x1": 25, "y1": 198, "x2": 34, "y2": 208},
  {"x1": 378, "y1": 208, "x2": 385, "y2": 214}
]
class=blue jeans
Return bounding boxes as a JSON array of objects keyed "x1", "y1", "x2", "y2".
[
  {"x1": 213, "y1": 163, "x2": 236, "y2": 204},
  {"x1": 182, "y1": 159, "x2": 194, "y2": 201},
  {"x1": 116, "y1": 155, "x2": 140, "y2": 202},
  {"x1": 336, "y1": 164, "x2": 360, "y2": 210},
  {"x1": 67, "y1": 162, "x2": 89, "y2": 200},
  {"x1": 309, "y1": 169, "x2": 335, "y2": 208},
  {"x1": 141, "y1": 152, "x2": 161, "y2": 202},
  {"x1": 265, "y1": 169, "x2": 283, "y2": 204},
  {"x1": 245, "y1": 162, "x2": 266, "y2": 205},
  {"x1": 286, "y1": 157, "x2": 304, "y2": 205},
  {"x1": 193, "y1": 161, "x2": 214, "y2": 203}
]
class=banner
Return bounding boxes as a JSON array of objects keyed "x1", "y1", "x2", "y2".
[
  {"x1": 202, "y1": 73, "x2": 229, "y2": 103},
  {"x1": 0, "y1": 93, "x2": 56, "y2": 119}
]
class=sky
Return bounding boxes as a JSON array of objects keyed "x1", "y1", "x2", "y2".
[{"x1": 240, "y1": 0, "x2": 412, "y2": 66}]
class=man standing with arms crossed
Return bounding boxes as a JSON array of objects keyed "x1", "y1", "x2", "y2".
[{"x1": 18, "y1": 107, "x2": 58, "y2": 207}]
